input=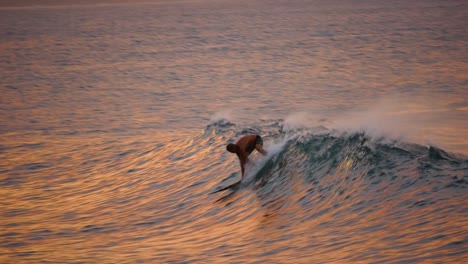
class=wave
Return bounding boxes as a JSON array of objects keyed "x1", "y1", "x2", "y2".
[
  {"x1": 206, "y1": 117, "x2": 468, "y2": 193},
  {"x1": 204, "y1": 117, "x2": 467, "y2": 261}
]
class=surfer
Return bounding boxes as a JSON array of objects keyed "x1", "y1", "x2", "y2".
[{"x1": 226, "y1": 134, "x2": 268, "y2": 179}]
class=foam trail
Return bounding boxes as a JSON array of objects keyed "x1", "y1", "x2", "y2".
[
  {"x1": 243, "y1": 139, "x2": 288, "y2": 183},
  {"x1": 266, "y1": 141, "x2": 287, "y2": 156}
]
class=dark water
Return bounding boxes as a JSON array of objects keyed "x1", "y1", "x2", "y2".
[{"x1": 1, "y1": 0, "x2": 467, "y2": 262}]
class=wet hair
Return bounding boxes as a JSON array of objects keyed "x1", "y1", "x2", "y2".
[{"x1": 226, "y1": 143, "x2": 238, "y2": 153}]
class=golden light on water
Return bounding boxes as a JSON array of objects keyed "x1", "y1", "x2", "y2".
[{"x1": 1, "y1": 0, "x2": 467, "y2": 262}]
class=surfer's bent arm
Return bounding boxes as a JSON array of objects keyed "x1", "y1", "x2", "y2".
[{"x1": 256, "y1": 144, "x2": 268, "y2": 156}]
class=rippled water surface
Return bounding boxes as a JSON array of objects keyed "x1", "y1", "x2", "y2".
[{"x1": 1, "y1": 0, "x2": 467, "y2": 263}]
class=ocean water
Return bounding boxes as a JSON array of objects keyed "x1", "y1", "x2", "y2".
[{"x1": 1, "y1": 0, "x2": 467, "y2": 263}]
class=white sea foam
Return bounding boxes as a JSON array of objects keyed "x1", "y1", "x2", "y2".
[
  {"x1": 210, "y1": 110, "x2": 234, "y2": 124},
  {"x1": 243, "y1": 139, "x2": 288, "y2": 183}
]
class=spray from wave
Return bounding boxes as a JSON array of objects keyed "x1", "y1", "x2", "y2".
[{"x1": 207, "y1": 109, "x2": 467, "y2": 190}]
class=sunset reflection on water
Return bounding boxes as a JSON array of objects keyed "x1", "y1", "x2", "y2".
[
  {"x1": 1, "y1": 0, "x2": 467, "y2": 262},
  {"x1": 1, "y1": 128, "x2": 467, "y2": 262}
]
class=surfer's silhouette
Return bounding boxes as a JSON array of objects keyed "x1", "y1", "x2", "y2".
[{"x1": 226, "y1": 134, "x2": 268, "y2": 180}]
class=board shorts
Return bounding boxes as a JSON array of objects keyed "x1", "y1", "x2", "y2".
[
  {"x1": 246, "y1": 135, "x2": 263, "y2": 154},
  {"x1": 256, "y1": 135, "x2": 263, "y2": 146}
]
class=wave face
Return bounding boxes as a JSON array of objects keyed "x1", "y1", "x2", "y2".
[{"x1": 199, "y1": 119, "x2": 468, "y2": 262}]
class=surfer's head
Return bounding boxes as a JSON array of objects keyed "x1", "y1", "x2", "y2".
[{"x1": 226, "y1": 143, "x2": 238, "y2": 153}]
